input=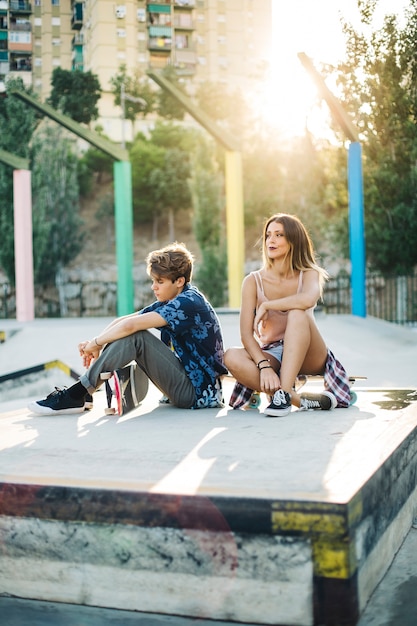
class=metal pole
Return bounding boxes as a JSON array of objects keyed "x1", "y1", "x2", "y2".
[
  {"x1": 121, "y1": 83, "x2": 126, "y2": 150},
  {"x1": 348, "y1": 142, "x2": 366, "y2": 317},
  {"x1": 114, "y1": 160, "x2": 134, "y2": 315},
  {"x1": 13, "y1": 169, "x2": 34, "y2": 321}
]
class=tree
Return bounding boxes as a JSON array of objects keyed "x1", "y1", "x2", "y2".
[
  {"x1": 190, "y1": 139, "x2": 227, "y2": 307},
  {"x1": 130, "y1": 138, "x2": 166, "y2": 229},
  {"x1": 110, "y1": 64, "x2": 155, "y2": 126},
  {"x1": 156, "y1": 65, "x2": 186, "y2": 120},
  {"x1": 331, "y1": 1, "x2": 417, "y2": 275},
  {"x1": 31, "y1": 121, "x2": 84, "y2": 313},
  {"x1": 0, "y1": 77, "x2": 38, "y2": 283},
  {"x1": 48, "y1": 68, "x2": 101, "y2": 124},
  {"x1": 149, "y1": 147, "x2": 191, "y2": 241}
]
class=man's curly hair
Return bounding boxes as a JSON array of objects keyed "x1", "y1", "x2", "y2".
[{"x1": 146, "y1": 242, "x2": 194, "y2": 283}]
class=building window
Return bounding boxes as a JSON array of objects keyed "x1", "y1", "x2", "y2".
[
  {"x1": 138, "y1": 52, "x2": 147, "y2": 63},
  {"x1": 51, "y1": 17, "x2": 60, "y2": 26},
  {"x1": 137, "y1": 8, "x2": 145, "y2": 22},
  {"x1": 51, "y1": 0, "x2": 59, "y2": 5},
  {"x1": 52, "y1": 58, "x2": 60, "y2": 66},
  {"x1": 52, "y1": 38, "x2": 61, "y2": 46},
  {"x1": 117, "y1": 29, "x2": 126, "y2": 38},
  {"x1": 34, "y1": 17, "x2": 42, "y2": 26},
  {"x1": 34, "y1": 0, "x2": 41, "y2": 5},
  {"x1": 9, "y1": 32, "x2": 31, "y2": 44},
  {"x1": 137, "y1": 31, "x2": 145, "y2": 41},
  {"x1": 34, "y1": 57, "x2": 42, "y2": 66}
]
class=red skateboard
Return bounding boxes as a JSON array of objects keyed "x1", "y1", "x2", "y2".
[{"x1": 100, "y1": 362, "x2": 148, "y2": 416}]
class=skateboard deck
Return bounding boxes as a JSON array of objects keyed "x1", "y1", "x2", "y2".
[
  {"x1": 100, "y1": 362, "x2": 148, "y2": 416},
  {"x1": 294, "y1": 374, "x2": 367, "y2": 405}
]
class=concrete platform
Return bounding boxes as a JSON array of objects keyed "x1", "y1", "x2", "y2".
[{"x1": 1, "y1": 314, "x2": 417, "y2": 626}]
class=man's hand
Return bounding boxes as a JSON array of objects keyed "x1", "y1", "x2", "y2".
[{"x1": 78, "y1": 340, "x2": 101, "y2": 368}]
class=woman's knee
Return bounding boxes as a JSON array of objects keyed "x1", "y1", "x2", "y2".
[
  {"x1": 287, "y1": 309, "x2": 308, "y2": 324},
  {"x1": 224, "y1": 347, "x2": 244, "y2": 372}
]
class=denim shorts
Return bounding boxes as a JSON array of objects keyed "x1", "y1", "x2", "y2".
[{"x1": 262, "y1": 339, "x2": 283, "y2": 364}]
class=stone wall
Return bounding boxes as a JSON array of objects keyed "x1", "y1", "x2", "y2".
[{"x1": 0, "y1": 263, "x2": 154, "y2": 319}]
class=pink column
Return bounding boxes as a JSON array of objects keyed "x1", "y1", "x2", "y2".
[{"x1": 13, "y1": 169, "x2": 34, "y2": 321}]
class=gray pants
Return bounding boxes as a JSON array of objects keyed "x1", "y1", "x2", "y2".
[{"x1": 80, "y1": 330, "x2": 196, "y2": 409}]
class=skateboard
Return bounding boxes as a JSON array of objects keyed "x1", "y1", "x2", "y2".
[
  {"x1": 294, "y1": 374, "x2": 367, "y2": 405},
  {"x1": 100, "y1": 362, "x2": 148, "y2": 416},
  {"x1": 224, "y1": 374, "x2": 262, "y2": 409}
]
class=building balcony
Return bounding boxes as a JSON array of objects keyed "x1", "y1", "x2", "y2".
[
  {"x1": 148, "y1": 36, "x2": 171, "y2": 51},
  {"x1": 9, "y1": 20, "x2": 32, "y2": 31},
  {"x1": 9, "y1": 1, "x2": 32, "y2": 14},
  {"x1": 173, "y1": 0, "x2": 195, "y2": 6},
  {"x1": 72, "y1": 33, "x2": 84, "y2": 46},
  {"x1": 9, "y1": 54, "x2": 32, "y2": 71},
  {"x1": 0, "y1": 49, "x2": 8, "y2": 60},
  {"x1": 71, "y1": 2, "x2": 83, "y2": 30}
]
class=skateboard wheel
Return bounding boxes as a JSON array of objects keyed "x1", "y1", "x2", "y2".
[
  {"x1": 104, "y1": 408, "x2": 116, "y2": 415},
  {"x1": 100, "y1": 372, "x2": 111, "y2": 380},
  {"x1": 249, "y1": 392, "x2": 261, "y2": 409},
  {"x1": 349, "y1": 391, "x2": 358, "y2": 405}
]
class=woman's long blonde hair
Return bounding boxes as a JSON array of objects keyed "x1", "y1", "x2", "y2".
[{"x1": 262, "y1": 213, "x2": 328, "y2": 294}]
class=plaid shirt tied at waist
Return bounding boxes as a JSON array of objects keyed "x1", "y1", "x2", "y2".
[{"x1": 229, "y1": 348, "x2": 351, "y2": 409}]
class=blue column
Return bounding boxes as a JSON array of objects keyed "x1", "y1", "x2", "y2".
[
  {"x1": 348, "y1": 142, "x2": 366, "y2": 317},
  {"x1": 114, "y1": 160, "x2": 134, "y2": 316}
]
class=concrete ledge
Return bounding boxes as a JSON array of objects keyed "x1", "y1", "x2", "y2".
[{"x1": 1, "y1": 385, "x2": 417, "y2": 625}]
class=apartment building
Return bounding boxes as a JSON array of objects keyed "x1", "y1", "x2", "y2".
[{"x1": 0, "y1": 0, "x2": 272, "y2": 141}]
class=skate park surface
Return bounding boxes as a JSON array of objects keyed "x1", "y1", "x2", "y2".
[{"x1": 0, "y1": 311, "x2": 417, "y2": 626}]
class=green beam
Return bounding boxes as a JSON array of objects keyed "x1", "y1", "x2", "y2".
[
  {"x1": 10, "y1": 89, "x2": 134, "y2": 315},
  {"x1": 0, "y1": 148, "x2": 29, "y2": 170},
  {"x1": 147, "y1": 70, "x2": 241, "y2": 152},
  {"x1": 147, "y1": 70, "x2": 244, "y2": 307},
  {"x1": 297, "y1": 52, "x2": 359, "y2": 143},
  {"x1": 10, "y1": 90, "x2": 129, "y2": 161}
]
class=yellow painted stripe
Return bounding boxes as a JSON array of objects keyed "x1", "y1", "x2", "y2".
[
  {"x1": 272, "y1": 510, "x2": 346, "y2": 536},
  {"x1": 313, "y1": 538, "x2": 357, "y2": 579},
  {"x1": 44, "y1": 360, "x2": 71, "y2": 376},
  {"x1": 0, "y1": 330, "x2": 5, "y2": 342},
  {"x1": 271, "y1": 496, "x2": 363, "y2": 580}
]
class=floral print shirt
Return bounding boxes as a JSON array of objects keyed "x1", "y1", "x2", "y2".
[{"x1": 140, "y1": 284, "x2": 227, "y2": 408}]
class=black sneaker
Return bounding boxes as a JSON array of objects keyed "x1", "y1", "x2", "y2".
[
  {"x1": 264, "y1": 389, "x2": 292, "y2": 417},
  {"x1": 28, "y1": 387, "x2": 86, "y2": 415},
  {"x1": 299, "y1": 390, "x2": 337, "y2": 411}
]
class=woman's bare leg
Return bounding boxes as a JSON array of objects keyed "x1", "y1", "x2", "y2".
[
  {"x1": 278, "y1": 310, "x2": 328, "y2": 407},
  {"x1": 225, "y1": 347, "x2": 280, "y2": 391}
]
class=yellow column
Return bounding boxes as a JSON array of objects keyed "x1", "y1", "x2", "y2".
[{"x1": 225, "y1": 150, "x2": 244, "y2": 308}]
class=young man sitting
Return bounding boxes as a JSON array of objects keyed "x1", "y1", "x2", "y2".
[{"x1": 29, "y1": 242, "x2": 227, "y2": 415}]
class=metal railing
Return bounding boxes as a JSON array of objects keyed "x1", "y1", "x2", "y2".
[{"x1": 324, "y1": 270, "x2": 417, "y2": 326}]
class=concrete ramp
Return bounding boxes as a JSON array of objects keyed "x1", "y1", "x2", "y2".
[{"x1": 1, "y1": 384, "x2": 417, "y2": 625}]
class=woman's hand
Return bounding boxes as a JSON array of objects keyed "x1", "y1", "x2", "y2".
[
  {"x1": 258, "y1": 366, "x2": 280, "y2": 394},
  {"x1": 254, "y1": 302, "x2": 268, "y2": 335}
]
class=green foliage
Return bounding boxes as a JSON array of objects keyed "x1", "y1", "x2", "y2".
[
  {"x1": 0, "y1": 78, "x2": 38, "y2": 283},
  {"x1": 333, "y1": 3, "x2": 417, "y2": 275},
  {"x1": 110, "y1": 64, "x2": 155, "y2": 121},
  {"x1": 149, "y1": 148, "x2": 191, "y2": 216},
  {"x1": 130, "y1": 123, "x2": 196, "y2": 228},
  {"x1": 48, "y1": 68, "x2": 101, "y2": 124},
  {"x1": 130, "y1": 138, "x2": 166, "y2": 223},
  {"x1": 156, "y1": 66, "x2": 186, "y2": 120},
  {"x1": 31, "y1": 122, "x2": 84, "y2": 285},
  {"x1": 190, "y1": 139, "x2": 227, "y2": 307}
]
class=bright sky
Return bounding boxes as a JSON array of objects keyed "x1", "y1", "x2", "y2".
[{"x1": 262, "y1": 0, "x2": 408, "y2": 139}]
